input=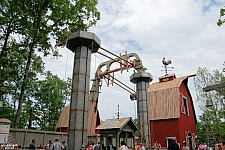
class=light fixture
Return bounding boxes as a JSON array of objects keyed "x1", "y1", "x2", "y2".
[{"x1": 205, "y1": 99, "x2": 213, "y2": 107}]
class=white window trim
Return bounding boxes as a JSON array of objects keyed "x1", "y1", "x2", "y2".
[{"x1": 182, "y1": 95, "x2": 189, "y2": 116}]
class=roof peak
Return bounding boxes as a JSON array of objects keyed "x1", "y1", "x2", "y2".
[{"x1": 158, "y1": 74, "x2": 176, "y2": 82}]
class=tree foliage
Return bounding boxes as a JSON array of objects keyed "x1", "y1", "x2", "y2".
[
  {"x1": 196, "y1": 116, "x2": 207, "y2": 143},
  {"x1": 0, "y1": 39, "x2": 71, "y2": 130},
  {"x1": 19, "y1": 72, "x2": 71, "y2": 130},
  {"x1": 217, "y1": 7, "x2": 225, "y2": 26},
  {"x1": 195, "y1": 67, "x2": 225, "y2": 143},
  {"x1": 0, "y1": 0, "x2": 100, "y2": 128},
  {"x1": 133, "y1": 118, "x2": 139, "y2": 136}
]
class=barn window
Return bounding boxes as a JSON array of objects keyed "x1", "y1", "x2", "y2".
[{"x1": 182, "y1": 96, "x2": 189, "y2": 116}]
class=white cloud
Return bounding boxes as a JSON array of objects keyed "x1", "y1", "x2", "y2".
[{"x1": 43, "y1": 0, "x2": 225, "y2": 121}]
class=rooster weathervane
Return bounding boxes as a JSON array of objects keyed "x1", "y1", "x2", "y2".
[{"x1": 162, "y1": 57, "x2": 174, "y2": 75}]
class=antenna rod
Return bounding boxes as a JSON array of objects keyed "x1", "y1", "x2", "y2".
[{"x1": 116, "y1": 104, "x2": 120, "y2": 119}]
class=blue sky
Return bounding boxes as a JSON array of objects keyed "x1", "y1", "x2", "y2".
[{"x1": 43, "y1": 0, "x2": 225, "y2": 121}]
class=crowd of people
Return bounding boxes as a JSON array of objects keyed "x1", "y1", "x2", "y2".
[
  {"x1": 134, "y1": 142, "x2": 146, "y2": 150},
  {"x1": 167, "y1": 139, "x2": 225, "y2": 150},
  {"x1": 13, "y1": 138, "x2": 225, "y2": 150},
  {"x1": 200, "y1": 140, "x2": 225, "y2": 150},
  {"x1": 81, "y1": 141, "x2": 129, "y2": 150},
  {"x1": 83, "y1": 142, "x2": 100, "y2": 150},
  {"x1": 28, "y1": 138, "x2": 66, "y2": 150},
  {"x1": 81, "y1": 139, "x2": 225, "y2": 150}
]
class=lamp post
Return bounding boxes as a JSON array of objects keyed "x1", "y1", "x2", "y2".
[
  {"x1": 203, "y1": 83, "x2": 225, "y2": 145},
  {"x1": 204, "y1": 99, "x2": 220, "y2": 148},
  {"x1": 203, "y1": 84, "x2": 223, "y2": 141},
  {"x1": 205, "y1": 100, "x2": 213, "y2": 107}
]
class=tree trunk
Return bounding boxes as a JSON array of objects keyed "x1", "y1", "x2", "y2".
[
  {"x1": 14, "y1": 8, "x2": 42, "y2": 128},
  {"x1": 14, "y1": 47, "x2": 35, "y2": 128},
  {"x1": 28, "y1": 108, "x2": 33, "y2": 129},
  {"x1": 0, "y1": 24, "x2": 12, "y2": 83}
]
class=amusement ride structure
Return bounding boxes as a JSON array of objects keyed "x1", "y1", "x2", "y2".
[{"x1": 66, "y1": 31, "x2": 152, "y2": 150}]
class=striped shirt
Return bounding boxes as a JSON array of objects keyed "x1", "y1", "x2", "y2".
[{"x1": 51, "y1": 142, "x2": 62, "y2": 150}]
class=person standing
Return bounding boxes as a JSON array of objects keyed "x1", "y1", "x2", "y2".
[
  {"x1": 46, "y1": 140, "x2": 52, "y2": 150},
  {"x1": 199, "y1": 142, "x2": 206, "y2": 150},
  {"x1": 38, "y1": 144, "x2": 44, "y2": 150},
  {"x1": 29, "y1": 139, "x2": 36, "y2": 150},
  {"x1": 51, "y1": 138, "x2": 62, "y2": 150},
  {"x1": 141, "y1": 143, "x2": 146, "y2": 150},
  {"x1": 119, "y1": 141, "x2": 128, "y2": 150},
  {"x1": 85, "y1": 144, "x2": 89, "y2": 150},
  {"x1": 61, "y1": 141, "x2": 66, "y2": 150},
  {"x1": 168, "y1": 139, "x2": 179, "y2": 150},
  {"x1": 182, "y1": 141, "x2": 189, "y2": 150},
  {"x1": 94, "y1": 142, "x2": 100, "y2": 150},
  {"x1": 215, "y1": 140, "x2": 223, "y2": 150},
  {"x1": 135, "y1": 143, "x2": 140, "y2": 150},
  {"x1": 203, "y1": 143, "x2": 207, "y2": 150}
]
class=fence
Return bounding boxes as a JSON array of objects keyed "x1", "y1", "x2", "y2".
[
  {"x1": 9, "y1": 129, "x2": 101, "y2": 149},
  {"x1": 9, "y1": 128, "x2": 68, "y2": 149}
]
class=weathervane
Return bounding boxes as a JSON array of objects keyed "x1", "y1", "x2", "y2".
[{"x1": 161, "y1": 57, "x2": 174, "y2": 75}]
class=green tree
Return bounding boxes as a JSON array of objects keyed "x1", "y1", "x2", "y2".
[
  {"x1": 30, "y1": 71, "x2": 71, "y2": 131},
  {"x1": 196, "y1": 116, "x2": 207, "y2": 143},
  {"x1": 195, "y1": 67, "x2": 225, "y2": 143},
  {"x1": 0, "y1": 0, "x2": 24, "y2": 80},
  {"x1": 133, "y1": 118, "x2": 139, "y2": 136},
  {"x1": 0, "y1": 38, "x2": 72, "y2": 130},
  {"x1": 14, "y1": 71, "x2": 71, "y2": 130},
  {"x1": 0, "y1": 39, "x2": 45, "y2": 127},
  {"x1": 0, "y1": 99, "x2": 14, "y2": 121},
  {"x1": 217, "y1": 7, "x2": 225, "y2": 26},
  {"x1": 0, "y1": 44, "x2": 71, "y2": 130},
  {"x1": 0, "y1": 0, "x2": 100, "y2": 128}
]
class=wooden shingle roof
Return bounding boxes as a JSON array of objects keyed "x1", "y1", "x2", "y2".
[
  {"x1": 148, "y1": 75, "x2": 188, "y2": 120},
  {"x1": 56, "y1": 104, "x2": 70, "y2": 128},
  {"x1": 148, "y1": 76, "x2": 187, "y2": 92},
  {"x1": 0, "y1": 118, "x2": 11, "y2": 124},
  {"x1": 96, "y1": 117, "x2": 138, "y2": 131}
]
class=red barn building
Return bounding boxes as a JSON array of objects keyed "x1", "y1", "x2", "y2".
[{"x1": 148, "y1": 74, "x2": 197, "y2": 149}]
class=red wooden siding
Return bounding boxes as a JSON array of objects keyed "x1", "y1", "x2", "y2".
[
  {"x1": 88, "y1": 101, "x2": 99, "y2": 134},
  {"x1": 178, "y1": 82, "x2": 197, "y2": 143},
  {"x1": 56, "y1": 127, "x2": 68, "y2": 133},
  {"x1": 150, "y1": 119, "x2": 180, "y2": 148}
]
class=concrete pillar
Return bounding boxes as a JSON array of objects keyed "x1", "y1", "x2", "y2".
[
  {"x1": 130, "y1": 72, "x2": 153, "y2": 149},
  {"x1": 66, "y1": 31, "x2": 101, "y2": 150}
]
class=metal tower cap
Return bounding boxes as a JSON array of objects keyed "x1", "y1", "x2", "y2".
[
  {"x1": 66, "y1": 30, "x2": 101, "y2": 53},
  {"x1": 130, "y1": 72, "x2": 153, "y2": 83}
]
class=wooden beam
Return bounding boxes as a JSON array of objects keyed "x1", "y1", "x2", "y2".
[
  {"x1": 203, "y1": 82, "x2": 225, "y2": 96},
  {"x1": 214, "y1": 88, "x2": 225, "y2": 97}
]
